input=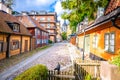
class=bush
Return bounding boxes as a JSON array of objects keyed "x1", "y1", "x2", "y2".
[
  {"x1": 48, "y1": 40, "x2": 53, "y2": 44},
  {"x1": 85, "y1": 74, "x2": 92, "y2": 80},
  {"x1": 14, "y1": 64, "x2": 48, "y2": 80},
  {"x1": 111, "y1": 52, "x2": 120, "y2": 69},
  {"x1": 61, "y1": 32, "x2": 67, "y2": 40}
]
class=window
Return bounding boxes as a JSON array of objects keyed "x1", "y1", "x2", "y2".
[
  {"x1": 7, "y1": 22, "x2": 20, "y2": 32},
  {"x1": 40, "y1": 24, "x2": 45, "y2": 27},
  {"x1": 93, "y1": 34, "x2": 98, "y2": 48},
  {"x1": 0, "y1": 42, "x2": 3, "y2": 52},
  {"x1": 104, "y1": 32, "x2": 115, "y2": 53},
  {"x1": 13, "y1": 23, "x2": 20, "y2": 32},
  {"x1": 37, "y1": 39, "x2": 41, "y2": 44},
  {"x1": 11, "y1": 41, "x2": 19, "y2": 50},
  {"x1": 40, "y1": 17, "x2": 45, "y2": 21},
  {"x1": 47, "y1": 24, "x2": 51, "y2": 28},
  {"x1": 47, "y1": 18, "x2": 51, "y2": 22}
]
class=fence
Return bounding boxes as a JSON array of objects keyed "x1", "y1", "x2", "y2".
[
  {"x1": 47, "y1": 70, "x2": 75, "y2": 80},
  {"x1": 74, "y1": 60, "x2": 100, "y2": 80}
]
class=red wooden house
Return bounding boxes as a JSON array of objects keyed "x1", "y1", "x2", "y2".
[{"x1": 16, "y1": 13, "x2": 49, "y2": 49}]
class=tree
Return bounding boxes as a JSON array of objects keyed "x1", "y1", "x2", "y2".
[
  {"x1": 61, "y1": 0, "x2": 108, "y2": 32},
  {"x1": 61, "y1": 32, "x2": 67, "y2": 40}
]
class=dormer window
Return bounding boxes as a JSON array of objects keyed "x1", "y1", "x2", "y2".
[
  {"x1": 13, "y1": 23, "x2": 20, "y2": 32},
  {"x1": 7, "y1": 22, "x2": 20, "y2": 32}
]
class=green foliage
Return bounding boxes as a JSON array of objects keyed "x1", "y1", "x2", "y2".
[
  {"x1": 111, "y1": 52, "x2": 120, "y2": 68},
  {"x1": 85, "y1": 74, "x2": 92, "y2": 80},
  {"x1": 61, "y1": 0, "x2": 108, "y2": 33},
  {"x1": 14, "y1": 64, "x2": 48, "y2": 80},
  {"x1": 48, "y1": 40, "x2": 53, "y2": 44},
  {"x1": 61, "y1": 32, "x2": 67, "y2": 40}
]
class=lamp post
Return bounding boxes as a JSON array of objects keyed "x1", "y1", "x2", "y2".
[{"x1": 82, "y1": 18, "x2": 88, "y2": 61}]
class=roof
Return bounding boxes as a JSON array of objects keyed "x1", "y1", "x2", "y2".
[
  {"x1": 105, "y1": 0, "x2": 120, "y2": 15},
  {"x1": 84, "y1": 7, "x2": 120, "y2": 32},
  {"x1": 16, "y1": 15, "x2": 48, "y2": 32},
  {"x1": 0, "y1": 11, "x2": 31, "y2": 36}
]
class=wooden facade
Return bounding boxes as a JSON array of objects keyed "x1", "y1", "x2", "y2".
[
  {"x1": 0, "y1": 11, "x2": 31, "y2": 60},
  {"x1": 77, "y1": 0, "x2": 120, "y2": 60}
]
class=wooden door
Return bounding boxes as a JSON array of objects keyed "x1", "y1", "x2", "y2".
[
  {"x1": 84, "y1": 35, "x2": 90, "y2": 55},
  {"x1": 24, "y1": 40, "x2": 28, "y2": 52}
]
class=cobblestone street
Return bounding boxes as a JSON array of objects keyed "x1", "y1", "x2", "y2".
[{"x1": 0, "y1": 43, "x2": 74, "y2": 80}]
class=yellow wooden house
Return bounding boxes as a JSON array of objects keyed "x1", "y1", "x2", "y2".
[
  {"x1": 77, "y1": 0, "x2": 120, "y2": 60},
  {"x1": 0, "y1": 11, "x2": 31, "y2": 60}
]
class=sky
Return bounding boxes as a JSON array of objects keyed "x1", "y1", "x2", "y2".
[{"x1": 13, "y1": 0, "x2": 65, "y2": 26}]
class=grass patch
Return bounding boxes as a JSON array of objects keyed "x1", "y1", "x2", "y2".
[
  {"x1": 0, "y1": 45, "x2": 51, "y2": 73},
  {"x1": 14, "y1": 64, "x2": 48, "y2": 80}
]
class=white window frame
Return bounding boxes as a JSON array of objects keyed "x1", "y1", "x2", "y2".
[
  {"x1": 11, "y1": 40, "x2": 19, "y2": 50},
  {"x1": 93, "y1": 34, "x2": 98, "y2": 48},
  {"x1": 104, "y1": 32, "x2": 115, "y2": 53}
]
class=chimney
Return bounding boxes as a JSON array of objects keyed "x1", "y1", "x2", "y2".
[
  {"x1": 21, "y1": 11, "x2": 29, "y2": 15},
  {"x1": 0, "y1": 0, "x2": 12, "y2": 14}
]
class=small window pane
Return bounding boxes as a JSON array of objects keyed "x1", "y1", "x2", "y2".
[
  {"x1": 110, "y1": 40, "x2": 114, "y2": 45},
  {"x1": 109, "y1": 46, "x2": 114, "y2": 52},
  {"x1": 110, "y1": 33, "x2": 115, "y2": 39},
  {"x1": 105, "y1": 34, "x2": 109, "y2": 39},
  {"x1": 12, "y1": 41, "x2": 19, "y2": 50},
  {"x1": 105, "y1": 45, "x2": 109, "y2": 51}
]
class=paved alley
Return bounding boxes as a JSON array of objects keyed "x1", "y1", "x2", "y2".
[{"x1": 0, "y1": 43, "x2": 73, "y2": 80}]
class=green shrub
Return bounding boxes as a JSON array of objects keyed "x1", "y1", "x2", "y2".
[
  {"x1": 48, "y1": 40, "x2": 53, "y2": 44},
  {"x1": 85, "y1": 74, "x2": 92, "y2": 80},
  {"x1": 61, "y1": 32, "x2": 67, "y2": 40},
  {"x1": 14, "y1": 64, "x2": 48, "y2": 80},
  {"x1": 111, "y1": 52, "x2": 120, "y2": 69}
]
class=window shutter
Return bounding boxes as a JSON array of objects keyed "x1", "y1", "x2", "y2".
[
  {"x1": 10, "y1": 42, "x2": 13, "y2": 50},
  {"x1": 3, "y1": 42, "x2": 7, "y2": 52},
  {"x1": 19, "y1": 41, "x2": 21, "y2": 48}
]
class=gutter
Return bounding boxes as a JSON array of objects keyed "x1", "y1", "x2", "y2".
[{"x1": 111, "y1": 13, "x2": 120, "y2": 29}]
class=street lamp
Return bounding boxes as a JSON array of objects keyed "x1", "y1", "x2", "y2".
[{"x1": 82, "y1": 18, "x2": 88, "y2": 61}]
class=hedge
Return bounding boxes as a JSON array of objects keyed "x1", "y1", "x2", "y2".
[{"x1": 14, "y1": 64, "x2": 48, "y2": 80}]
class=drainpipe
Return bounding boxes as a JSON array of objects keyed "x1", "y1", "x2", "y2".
[{"x1": 111, "y1": 13, "x2": 120, "y2": 29}]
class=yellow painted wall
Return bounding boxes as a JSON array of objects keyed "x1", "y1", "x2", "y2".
[
  {"x1": 22, "y1": 36, "x2": 30, "y2": 53},
  {"x1": 10, "y1": 35, "x2": 21, "y2": 56},
  {"x1": 78, "y1": 21, "x2": 120, "y2": 60},
  {"x1": 0, "y1": 34, "x2": 7, "y2": 60},
  {"x1": 78, "y1": 36, "x2": 84, "y2": 49}
]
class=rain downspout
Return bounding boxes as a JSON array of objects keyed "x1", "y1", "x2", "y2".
[{"x1": 111, "y1": 13, "x2": 120, "y2": 29}]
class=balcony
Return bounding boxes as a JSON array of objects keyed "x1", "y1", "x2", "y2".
[
  {"x1": 49, "y1": 32, "x2": 56, "y2": 36},
  {"x1": 46, "y1": 26, "x2": 56, "y2": 30},
  {"x1": 39, "y1": 20, "x2": 56, "y2": 23}
]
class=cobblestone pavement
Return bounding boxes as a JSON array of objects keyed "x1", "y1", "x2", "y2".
[{"x1": 0, "y1": 43, "x2": 72, "y2": 80}]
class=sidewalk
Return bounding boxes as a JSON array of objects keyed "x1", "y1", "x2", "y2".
[
  {"x1": 0, "y1": 46, "x2": 53, "y2": 80},
  {"x1": 67, "y1": 43, "x2": 81, "y2": 64}
]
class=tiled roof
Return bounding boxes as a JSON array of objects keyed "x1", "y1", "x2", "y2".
[
  {"x1": 30, "y1": 17, "x2": 48, "y2": 32},
  {"x1": 16, "y1": 15, "x2": 48, "y2": 32},
  {"x1": 105, "y1": 0, "x2": 120, "y2": 15},
  {"x1": 0, "y1": 11, "x2": 31, "y2": 36}
]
